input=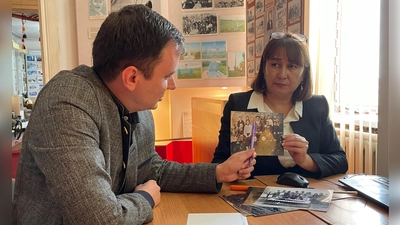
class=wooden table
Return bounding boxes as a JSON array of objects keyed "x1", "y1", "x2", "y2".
[
  {"x1": 148, "y1": 176, "x2": 374, "y2": 225},
  {"x1": 254, "y1": 174, "x2": 389, "y2": 225}
]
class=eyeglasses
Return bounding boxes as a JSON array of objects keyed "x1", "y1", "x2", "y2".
[{"x1": 269, "y1": 32, "x2": 308, "y2": 42}]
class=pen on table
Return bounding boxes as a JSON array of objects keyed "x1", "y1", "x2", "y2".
[
  {"x1": 230, "y1": 185, "x2": 265, "y2": 191},
  {"x1": 248, "y1": 122, "x2": 256, "y2": 167}
]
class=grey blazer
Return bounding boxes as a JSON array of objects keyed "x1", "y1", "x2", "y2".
[
  {"x1": 13, "y1": 65, "x2": 219, "y2": 225},
  {"x1": 212, "y1": 90, "x2": 348, "y2": 178}
]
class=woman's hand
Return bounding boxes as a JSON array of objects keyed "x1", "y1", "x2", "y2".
[{"x1": 281, "y1": 134, "x2": 319, "y2": 172}]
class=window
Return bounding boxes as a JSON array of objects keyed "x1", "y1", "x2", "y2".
[{"x1": 333, "y1": 0, "x2": 380, "y2": 118}]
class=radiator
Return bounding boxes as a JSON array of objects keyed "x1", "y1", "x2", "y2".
[{"x1": 335, "y1": 128, "x2": 378, "y2": 175}]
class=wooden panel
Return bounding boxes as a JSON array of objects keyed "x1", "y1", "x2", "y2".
[
  {"x1": 12, "y1": 0, "x2": 38, "y2": 13},
  {"x1": 192, "y1": 97, "x2": 227, "y2": 163}
]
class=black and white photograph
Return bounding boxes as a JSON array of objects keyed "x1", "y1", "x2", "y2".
[
  {"x1": 255, "y1": 17, "x2": 264, "y2": 36},
  {"x1": 250, "y1": 186, "x2": 333, "y2": 212},
  {"x1": 255, "y1": 57, "x2": 261, "y2": 74},
  {"x1": 288, "y1": 23, "x2": 301, "y2": 35},
  {"x1": 221, "y1": 191, "x2": 296, "y2": 217},
  {"x1": 247, "y1": 20, "x2": 255, "y2": 41},
  {"x1": 247, "y1": 6, "x2": 254, "y2": 22},
  {"x1": 288, "y1": 0, "x2": 301, "y2": 21},
  {"x1": 247, "y1": 42, "x2": 255, "y2": 59},
  {"x1": 276, "y1": 8, "x2": 287, "y2": 28},
  {"x1": 230, "y1": 111, "x2": 284, "y2": 156},
  {"x1": 89, "y1": 0, "x2": 107, "y2": 19},
  {"x1": 276, "y1": 0, "x2": 286, "y2": 11},
  {"x1": 247, "y1": 60, "x2": 255, "y2": 77},
  {"x1": 214, "y1": 0, "x2": 244, "y2": 8},
  {"x1": 181, "y1": 0, "x2": 212, "y2": 10},
  {"x1": 182, "y1": 13, "x2": 217, "y2": 35},
  {"x1": 255, "y1": 37, "x2": 264, "y2": 57},
  {"x1": 255, "y1": 0, "x2": 264, "y2": 16}
]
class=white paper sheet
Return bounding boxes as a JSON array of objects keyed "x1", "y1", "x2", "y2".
[{"x1": 186, "y1": 213, "x2": 248, "y2": 225}]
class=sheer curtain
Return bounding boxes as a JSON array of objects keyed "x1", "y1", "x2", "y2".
[{"x1": 308, "y1": 0, "x2": 380, "y2": 174}]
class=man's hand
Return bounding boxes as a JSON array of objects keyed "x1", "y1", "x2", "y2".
[
  {"x1": 135, "y1": 180, "x2": 161, "y2": 207},
  {"x1": 215, "y1": 148, "x2": 256, "y2": 183}
]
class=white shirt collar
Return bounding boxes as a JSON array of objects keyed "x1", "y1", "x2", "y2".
[{"x1": 247, "y1": 91, "x2": 303, "y2": 118}]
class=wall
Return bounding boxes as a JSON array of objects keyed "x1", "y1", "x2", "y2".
[{"x1": 39, "y1": 0, "x2": 78, "y2": 83}]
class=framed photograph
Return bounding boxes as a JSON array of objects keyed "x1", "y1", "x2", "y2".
[
  {"x1": 276, "y1": 8, "x2": 287, "y2": 28},
  {"x1": 181, "y1": 0, "x2": 212, "y2": 10},
  {"x1": 227, "y1": 52, "x2": 245, "y2": 77},
  {"x1": 214, "y1": 0, "x2": 244, "y2": 8},
  {"x1": 89, "y1": 0, "x2": 107, "y2": 20},
  {"x1": 288, "y1": 0, "x2": 301, "y2": 22},
  {"x1": 247, "y1": 42, "x2": 255, "y2": 59},
  {"x1": 247, "y1": 6, "x2": 255, "y2": 22},
  {"x1": 255, "y1": 16, "x2": 265, "y2": 36},
  {"x1": 255, "y1": 0, "x2": 264, "y2": 16},
  {"x1": 181, "y1": 42, "x2": 201, "y2": 60},
  {"x1": 182, "y1": 13, "x2": 218, "y2": 35},
  {"x1": 255, "y1": 37, "x2": 264, "y2": 57},
  {"x1": 202, "y1": 60, "x2": 227, "y2": 78},
  {"x1": 177, "y1": 62, "x2": 202, "y2": 79},
  {"x1": 201, "y1": 41, "x2": 227, "y2": 59},
  {"x1": 26, "y1": 55, "x2": 35, "y2": 61},
  {"x1": 219, "y1": 15, "x2": 246, "y2": 33},
  {"x1": 247, "y1": 60, "x2": 255, "y2": 77},
  {"x1": 255, "y1": 57, "x2": 261, "y2": 74},
  {"x1": 27, "y1": 70, "x2": 37, "y2": 76}
]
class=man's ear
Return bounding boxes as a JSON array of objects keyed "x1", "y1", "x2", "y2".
[{"x1": 121, "y1": 66, "x2": 139, "y2": 91}]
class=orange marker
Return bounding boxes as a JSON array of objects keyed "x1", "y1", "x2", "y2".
[{"x1": 230, "y1": 185, "x2": 265, "y2": 191}]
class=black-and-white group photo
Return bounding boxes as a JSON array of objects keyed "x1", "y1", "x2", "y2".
[
  {"x1": 181, "y1": 0, "x2": 212, "y2": 10},
  {"x1": 252, "y1": 186, "x2": 333, "y2": 212},
  {"x1": 214, "y1": 0, "x2": 244, "y2": 8},
  {"x1": 182, "y1": 13, "x2": 217, "y2": 35}
]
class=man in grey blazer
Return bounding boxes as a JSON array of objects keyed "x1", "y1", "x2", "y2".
[{"x1": 12, "y1": 5, "x2": 256, "y2": 225}]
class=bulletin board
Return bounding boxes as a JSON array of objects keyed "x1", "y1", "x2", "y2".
[
  {"x1": 246, "y1": 0, "x2": 305, "y2": 86},
  {"x1": 169, "y1": 0, "x2": 247, "y2": 88},
  {"x1": 25, "y1": 51, "x2": 44, "y2": 98}
]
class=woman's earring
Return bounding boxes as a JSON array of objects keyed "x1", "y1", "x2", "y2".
[{"x1": 300, "y1": 81, "x2": 304, "y2": 91}]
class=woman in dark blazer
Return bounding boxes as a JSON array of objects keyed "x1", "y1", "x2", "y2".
[{"x1": 212, "y1": 32, "x2": 348, "y2": 178}]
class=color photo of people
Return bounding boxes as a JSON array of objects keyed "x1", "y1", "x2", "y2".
[{"x1": 230, "y1": 111, "x2": 284, "y2": 156}]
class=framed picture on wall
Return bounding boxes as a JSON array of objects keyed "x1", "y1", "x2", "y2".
[
  {"x1": 89, "y1": 0, "x2": 108, "y2": 20},
  {"x1": 181, "y1": 0, "x2": 212, "y2": 10},
  {"x1": 214, "y1": 0, "x2": 244, "y2": 9},
  {"x1": 182, "y1": 13, "x2": 218, "y2": 36}
]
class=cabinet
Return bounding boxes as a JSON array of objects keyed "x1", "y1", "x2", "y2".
[{"x1": 191, "y1": 97, "x2": 227, "y2": 163}]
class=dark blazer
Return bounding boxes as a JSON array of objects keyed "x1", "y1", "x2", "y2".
[
  {"x1": 13, "y1": 65, "x2": 220, "y2": 225},
  {"x1": 212, "y1": 90, "x2": 348, "y2": 178}
]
